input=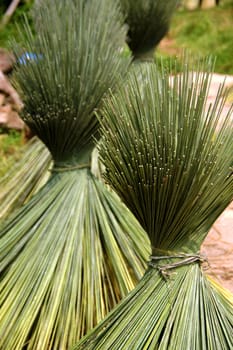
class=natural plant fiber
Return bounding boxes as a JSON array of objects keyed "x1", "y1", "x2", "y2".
[
  {"x1": 12, "y1": 0, "x2": 129, "y2": 161},
  {"x1": 0, "y1": 138, "x2": 105, "y2": 221},
  {"x1": 0, "y1": 167, "x2": 149, "y2": 349},
  {"x1": 120, "y1": 0, "x2": 179, "y2": 59},
  {"x1": 0, "y1": 0, "x2": 177, "y2": 217},
  {"x1": 73, "y1": 58, "x2": 233, "y2": 349},
  {"x1": 1, "y1": 0, "x2": 122, "y2": 219},
  {"x1": 0, "y1": 137, "x2": 51, "y2": 220},
  {"x1": 0, "y1": 1, "x2": 150, "y2": 349}
]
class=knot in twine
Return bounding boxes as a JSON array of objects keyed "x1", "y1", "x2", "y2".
[
  {"x1": 148, "y1": 248, "x2": 208, "y2": 278},
  {"x1": 50, "y1": 163, "x2": 91, "y2": 173}
]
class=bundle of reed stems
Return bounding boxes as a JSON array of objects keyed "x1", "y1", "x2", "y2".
[
  {"x1": 120, "y1": 0, "x2": 179, "y2": 59},
  {"x1": 0, "y1": 1, "x2": 150, "y2": 349},
  {"x1": 73, "y1": 57, "x2": 233, "y2": 349}
]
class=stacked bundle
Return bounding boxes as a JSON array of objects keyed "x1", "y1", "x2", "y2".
[
  {"x1": 74, "y1": 59, "x2": 233, "y2": 349},
  {"x1": 0, "y1": 1, "x2": 150, "y2": 349},
  {"x1": 120, "y1": 0, "x2": 179, "y2": 59}
]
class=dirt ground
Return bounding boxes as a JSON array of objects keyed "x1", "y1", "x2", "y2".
[{"x1": 202, "y1": 202, "x2": 233, "y2": 292}]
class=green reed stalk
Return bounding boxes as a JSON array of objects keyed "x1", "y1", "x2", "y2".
[
  {"x1": 73, "y1": 57, "x2": 233, "y2": 349},
  {"x1": 0, "y1": 1, "x2": 150, "y2": 349}
]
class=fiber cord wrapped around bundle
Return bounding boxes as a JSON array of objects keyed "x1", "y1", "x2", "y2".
[
  {"x1": 73, "y1": 58, "x2": 233, "y2": 349},
  {"x1": 0, "y1": 1, "x2": 150, "y2": 349}
]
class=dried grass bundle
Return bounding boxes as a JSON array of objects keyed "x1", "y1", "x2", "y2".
[
  {"x1": 0, "y1": 1, "x2": 150, "y2": 349},
  {"x1": 74, "y1": 58, "x2": 233, "y2": 349},
  {"x1": 120, "y1": 0, "x2": 179, "y2": 59}
]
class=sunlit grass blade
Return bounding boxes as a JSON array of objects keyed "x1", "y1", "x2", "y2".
[
  {"x1": 74, "y1": 265, "x2": 233, "y2": 349},
  {"x1": 73, "y1": 57, "x2": 233, "y2": 349},
  {"x1": 0, "y1": 137, "x2": 51, "y2": 220}
]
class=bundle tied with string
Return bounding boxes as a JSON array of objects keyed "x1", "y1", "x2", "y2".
[
  {"x1": 120, "y1": 0, "x2": 179, "y2": 60},
  {"x1": 149, "y1": 249, "x2": 208, "y2": 278},
  {"x1": 73, "y1": 58, "x2": 233, "y2": 349},
  {"x1": 0, "y1": 1, "x2": 150, "y2": 349}
]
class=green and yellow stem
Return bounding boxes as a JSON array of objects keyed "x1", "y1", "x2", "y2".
[{"x1": 0, "y1": 163, "x2": 150, "y2": 349}]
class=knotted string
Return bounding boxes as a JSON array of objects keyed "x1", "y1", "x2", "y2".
[
  {"x1": 149, "y1": 248, "x2": 208, "y2": 277},
  {"x1": 50, "y1": 163, "x2": 91, "y2": 173}
]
